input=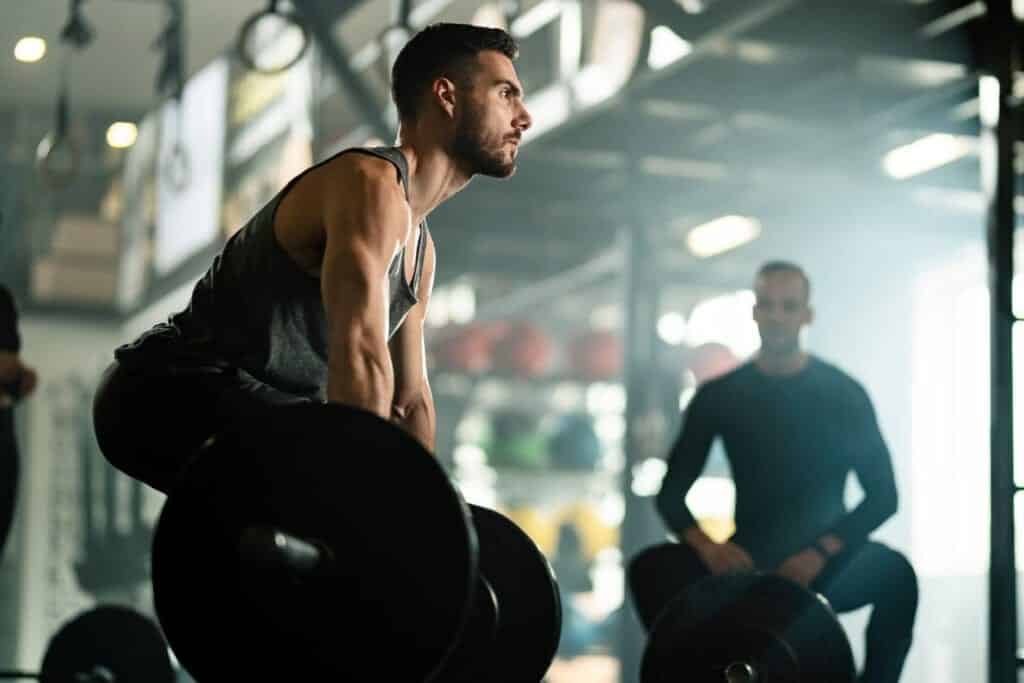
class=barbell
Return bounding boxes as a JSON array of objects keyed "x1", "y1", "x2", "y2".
[
  {"x1": 149, "y1": 401, "x2": 562, "y2": 682},
  {"x1": 0, "y1": 605, "x2": 175, "y2": 683}
]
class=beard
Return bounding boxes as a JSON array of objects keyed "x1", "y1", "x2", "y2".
[
  {"x1": 759, "y1": 329, "x2": 800, "y2": 356},
  {"x1": 452, "y1": 104, "x2": 516, "y2": 179}
]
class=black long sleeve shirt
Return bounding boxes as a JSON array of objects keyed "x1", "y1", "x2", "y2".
[
  {"x1": 656, "y1": 356, "x2": 898, "y2": 569},
  {"x1": 0, "y1": 286, "x2": 19, "y2": 353}
]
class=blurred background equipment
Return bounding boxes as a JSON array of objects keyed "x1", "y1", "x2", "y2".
[
  {"x1": 236, "y1": 0, "x2": 310, "y2": 75},
  {"x1": 491, "y1": 320, "x2": 556, "y2": 378}
]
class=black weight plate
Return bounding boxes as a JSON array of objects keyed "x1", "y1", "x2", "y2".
[
  {"x1": 735, "y1": 576, "x2": 856, "y2": 682},
  {"x1": 628, "y1": 542, "x2": 711, "y2": 631},
  {"x1": 640, "y1": 571, "x2": 854, "y2": 683},
  {"x1": 152, "y1": 402, "x2": 477, "y2": 683},
  {"x1": 469, "y1": 504, "x2": 562, "y2": 683},
  {"x1": 433, "y1": 576, "x2": 501, "y2": 682},
  {"x1": 39, "y1": 605, "x2": 175, "y2": 683}
]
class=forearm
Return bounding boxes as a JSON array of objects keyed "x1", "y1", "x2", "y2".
[
  {"x1": 682, "y1": 524, "x2": 715, "y2": 548},
  {"x1": 655, "y1": 434, "x2": 712, "y2": 538},
  {"x1": 0, "y1": 352, "x2": 23, "y2": 386},
  {"x1": 392, "y1": 390, "x2": 435, "y2": 453},
  {"x1": 326, "y1": 343, "x2": 394, "y2": 419},
  {"x1": 827, "y1": 488, "x2": 897, "y2": 548}
]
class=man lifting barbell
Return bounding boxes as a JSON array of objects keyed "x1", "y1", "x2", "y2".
[
  {"x1": 633, "y1": 262, "x2": 918, "y2": 683},
  {"x1": 90, "y1": 22, "x2": 562, "y2": 683},
  {"x1": 93, "y1": 22, "x2": 531, "y2": 489}
]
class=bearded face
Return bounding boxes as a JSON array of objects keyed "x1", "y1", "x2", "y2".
[
  {"x1": 452, "y1": 99, "x2": 519, "y2": 178},
  {"x1": 448, "y1": 51, "x2": 529, "y2": 179}
]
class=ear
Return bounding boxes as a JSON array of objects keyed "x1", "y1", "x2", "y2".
[
  {"x1": 804, "y1": 305, "x2": 815, "y2": 325},
  {"x1": 432, "y1": 77, "x2": 458, "y2": 119}
]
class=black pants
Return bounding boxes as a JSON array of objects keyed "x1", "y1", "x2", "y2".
[
  {"x1": 814, "y1": 541, "x2": 918, "y2": 683},
  {"x1": 92, "y1": 360, "x2": 311, "y2": 495},
  {"x1": 629, "y1": 541, "x2": 918, "y2": 683},
  {"x1": 0, "y1": 407, "x2": 18, "y2": 562}
]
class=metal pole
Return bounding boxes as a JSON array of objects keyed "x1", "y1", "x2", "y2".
[
  {"x1": 619, "y1": 226, "x2": 661, "y2": 683},
  {"x1": 984, "y1": 1, "x2": 1019, "y2": 681}
]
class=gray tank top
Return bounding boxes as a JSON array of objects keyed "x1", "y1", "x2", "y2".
[{"x1": 116, "y1": 146, "x2": 428, "y2": 400}]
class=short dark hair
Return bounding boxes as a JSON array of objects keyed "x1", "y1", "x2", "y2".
[
  {"x1": 391, "y1": 23, "x2": 519, "y2": 122},
  {"x1": 756, "y1": 261, "x2": 811, "y2": 301}
]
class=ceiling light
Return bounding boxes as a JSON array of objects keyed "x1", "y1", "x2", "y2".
[
  {"x1": 106, "y1": 122, "x2": 138, "y2": 149},
  {"x1": 648, "y1": 26, "x2": 692, "y2": 70},
  {"x1": 882, "y1": 133, "x2": 974, "y2": 179},
  {"x1": 14, "y1": 36, "x2": 47, "y2": 63},
  {"x1": 510, "y1": 0, "x2": 562, "y2": 38},
  {"x1": 686, "y1": 215, "x2": 761, "y2": 258}
]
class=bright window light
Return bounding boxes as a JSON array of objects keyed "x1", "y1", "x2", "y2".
[
  {"x1": 657, "y1": 311, "x2": 688, "y2": 346},
  {"x1": 648, "y1": 25, "x2": 692, "y2": 70},
  {"x1": 14, "y1": 36, "x2": 46, "y2": 63},
  {"x1": 510, "y1": 0, "x2": 561, "y2": 38},
  {"x1": 882, "y1": 133, "x2": 974, "y2": 179},
  {"x1": 686, "y1": 215, "x2": 761, "y2": 258},
  {"x1": 979, "y1": 75, "x2": 1000, "y2": 128},
  {"x1": 106, "y1": 122, "x2": 138, "y2": 149}
]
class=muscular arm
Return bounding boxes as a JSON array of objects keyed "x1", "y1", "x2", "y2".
[
  {"x1": 824, "y1": 385, "x2": 899, "y2": 549},
  {"x1": 388, "y1": 232, "x2": 437, "y2": 451},
  {"x1": 321, "y1": 158, "x2": 411, "y2": 418},
  {"x1": 655, "y1": 386, "x2": 718, "y2": 540}
]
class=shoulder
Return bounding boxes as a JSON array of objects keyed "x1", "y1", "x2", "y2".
[
  {"x1": 312, "y1": 151, "x2": 409, "y2": 239},
  {"x1": 693, "y1": 361, "x2": 751, "y2": 402},
  {"x1": 809, "y1": 356, "x2": 870, "y2": 403},
  {"x1": 318, "y1": 149, "x2": 405, "y2": 200}
]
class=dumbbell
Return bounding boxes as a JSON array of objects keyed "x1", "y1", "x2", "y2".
[
  {"x1": 0, "y1": 605, "x2": 174, "y2": 683},
  {"x1": 150, "y1": 402, "x2": 562, "y2": 682}
]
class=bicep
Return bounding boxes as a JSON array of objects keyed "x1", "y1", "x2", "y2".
[{"x1": 847, "y1": 388, "x2": 895, "y2": 484}]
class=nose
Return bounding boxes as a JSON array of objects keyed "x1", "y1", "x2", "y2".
[{"x1": 515, "y1": 102, "x2": 532, "y2": 133}]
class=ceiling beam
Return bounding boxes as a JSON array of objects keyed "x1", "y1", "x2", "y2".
[{"x1": 293, "y1": 0, "x2": 394, "y2": 141}]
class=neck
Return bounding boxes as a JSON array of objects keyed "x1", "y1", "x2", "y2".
[
  {"x1": 755, "y1": 349, "x2": 809, "y2": 376},
  {"x1": 396, "y1": 123, "x2": 473, "y2": 222}
]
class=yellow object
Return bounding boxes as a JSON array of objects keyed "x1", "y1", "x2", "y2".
[
  {"x1": 697, "y1": 516, "x2": 735, "y2": 544},
  {"x1": 561, "y1": 503, "x2": 619, "y2": 561},
  {"x1": 501, "y1": 506, "x2": 558, "y2": 556}
]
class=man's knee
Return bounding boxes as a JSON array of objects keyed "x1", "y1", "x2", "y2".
[
  {"x1": 92, "y1": 361, "x2": 133, "y2": 474},
  {"x1": 92, "y1": 361, "x2": 182, "y2": 493},
  {"x1": 871, "y1": 545, "x2": 918, "y2": 628}
]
